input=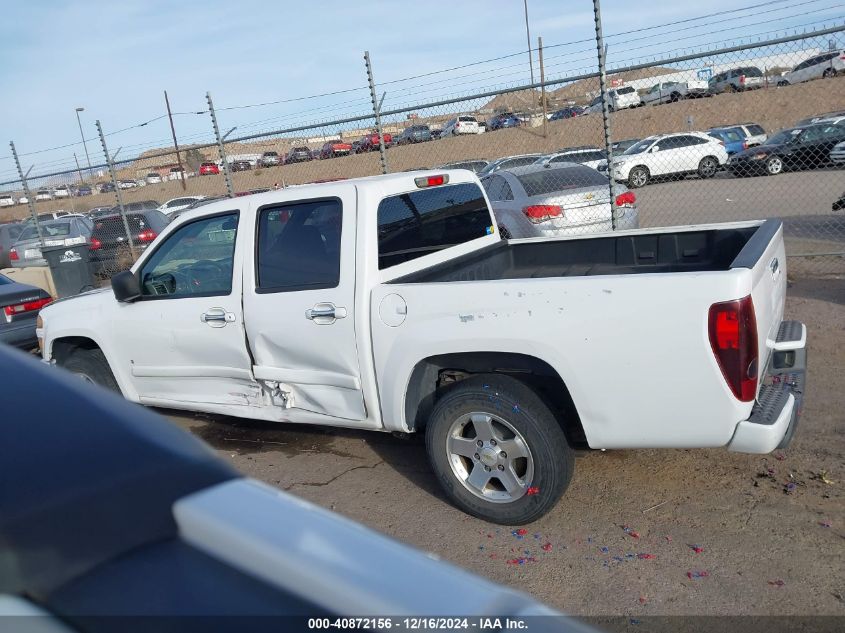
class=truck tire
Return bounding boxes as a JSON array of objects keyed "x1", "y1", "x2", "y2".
[
  {"x1": 60, "y1": 348, "x2": 120, "y2": 393},
  {"x1": 425, "y1": 375, "x2": 574, "y2": 525},
  {"x1": 670, "y1": 92, "x2": 681, "y2": 102},
  {"x1": 627, "y1": 166, "x2": 649, "y2": 188}
]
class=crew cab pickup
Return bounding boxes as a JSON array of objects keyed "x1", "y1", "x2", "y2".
[
  {"x1": 39, "y1": 170, "x2": 807, "y2": 524},
  {"x1": 642, "y1": 80, "x2": 710, "y2": 105}
]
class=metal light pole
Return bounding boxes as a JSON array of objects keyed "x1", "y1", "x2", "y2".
[
  {"x1": 75, "y1": 107, "x2": 92, "y2": 172},
  {"x1": 592, "y1": 0, "x2": 617, "y2": 229}
]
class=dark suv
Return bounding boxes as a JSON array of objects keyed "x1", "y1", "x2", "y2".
[
  {"x1": 89, "y1": 208, "x2": 170, "y2": 276},
  {"x1": 396, "y1": 125, "x2": 432, "y2": 145},
  {"x1": 286, "y1": 147, "x2": 312, "y2": 163}
]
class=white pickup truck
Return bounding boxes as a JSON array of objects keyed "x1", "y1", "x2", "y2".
[
  {"x1": 641, "y1": 80, "x2": 710, "y2": 105},
  {"x1": 38, "y1": 170, "x2": 807, "y2": 524}
]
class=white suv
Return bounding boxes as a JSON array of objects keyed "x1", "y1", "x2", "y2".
[
  {"x1": 585, "y1": 86, "x2": 642, "y2": 113},
  {"x1": 607, "y1": 132, "x2": 729, "y2": 188},
  {"x1": 441, "y1": 116, "x2": 480, "y2": 136}
]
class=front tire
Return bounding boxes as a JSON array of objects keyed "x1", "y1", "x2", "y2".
[
  {"x1": 823, "y1": 68, "x2": 837, "y2": 78},
  {"x1": 765, "y1": 156, "x2": 784, "y2": 175},
  {"x1": 425, "y1": 375, "x2": 574, "y2": 525},
  {"x1": 60, "y1": 348, "x2": 120, "y2": 393},
  {"x1": 627, "y1": 166, "x2": 649, "y2": 188},
  {"x1": 698, "y1": 156, "x2": 719, "y2": 179}
]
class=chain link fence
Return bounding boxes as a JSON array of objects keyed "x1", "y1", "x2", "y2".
[{"x1": 1, "y1": 24, "x2": 843, "y2": 280}]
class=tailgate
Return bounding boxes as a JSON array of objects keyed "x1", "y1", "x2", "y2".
[
  {"x1": 687, "y1": 80, "x2": 708, "y2": 91},
  {"x1": 731, "y1": 219, "x2": 787, "y2": 387}
]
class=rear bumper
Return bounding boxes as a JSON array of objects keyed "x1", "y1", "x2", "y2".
[
  {"x1": 728, "y1": 321, "x2": 807, "y2": 453},
  {"x1": 0, "y1": 321, "x2": 38, "y2": 351}
]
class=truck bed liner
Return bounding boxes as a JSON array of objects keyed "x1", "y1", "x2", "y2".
[{"x1": 394, "y1": 222, "x2": 773, "y2": 284}]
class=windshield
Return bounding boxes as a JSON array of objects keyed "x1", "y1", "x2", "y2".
[
  {"x1": 623, "y1": 139, "x2": 655, "y2": 155},
  {"x1": 765, "y1": 129, "x2": 802, "y2": 145}
]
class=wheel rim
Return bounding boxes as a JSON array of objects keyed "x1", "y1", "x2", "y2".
[
  {"x1": 701, "y1": 159, "x2": 717, "y2": 176},
  {"x1": 767, "y1": 157, "x2": 783, "y2": 174},
  {"x1": 74, "y1": 371, "x2": 95, "y2": 385},
  {"x1": 446, "y1": 411, "x2": 534, "y2": 503},
  {"x1": 632, "y1": 169, "x2": 647, "y2": 187}
]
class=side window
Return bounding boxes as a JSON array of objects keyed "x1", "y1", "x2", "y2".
[
  {"x1": 794, "y1": 60, "x2": 810, "y2": 71},
  {"x1": 748, "y1": 125, "x2": 765, "y2": 136},
  {"x1": 500, "y1": 179, "x2": 514, "y2": 201},
  {"x1": 256, "y1": 199, "x2": 341, "y2": 293},
  {"x1": 140, "y1": 212, "x2": 238, "y2": 298}
]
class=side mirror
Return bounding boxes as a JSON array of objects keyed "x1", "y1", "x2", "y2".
[{"x1": 112, "y1": 270, "x2": 142, "y2": 303}]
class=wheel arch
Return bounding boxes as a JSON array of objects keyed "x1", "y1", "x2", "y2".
[
  {"x1": 49, "y1": 334, "x2": 132, "y2": 398},
  {"x1": 404, "y1": 351, "x2": 587, "y2": 448}
]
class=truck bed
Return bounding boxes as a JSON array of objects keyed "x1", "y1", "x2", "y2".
[{"x1": 394, "y1": 221, "x2": 775, "y2": 283}]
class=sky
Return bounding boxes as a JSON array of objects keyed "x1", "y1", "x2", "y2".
[{"x1": 0, "y1": 0, "x2": 842, "y2": 182}]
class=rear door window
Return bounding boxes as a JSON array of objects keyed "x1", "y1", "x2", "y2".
[
  {"x1": 747, "y1": 125, "x2": 766, "y2": 136},
  {"x1": 376, "y1": 183, "x2": 492, "y2": 270}
]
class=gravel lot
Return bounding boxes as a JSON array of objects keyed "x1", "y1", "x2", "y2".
[{"x1": 164, "y1": 277, "x2": 844, "y2": 620}]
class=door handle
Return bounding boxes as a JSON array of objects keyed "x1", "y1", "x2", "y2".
[
  {"x1": 201, "y1": 308, "x2": 236, "y2": 327},
  {"x1": 305, "y1": 302, "x2": 347, "y2": 325}
]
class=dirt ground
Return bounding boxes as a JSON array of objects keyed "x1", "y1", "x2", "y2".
[{"x1": 164, "y1": 277, "x2": 845, "y2": 619}]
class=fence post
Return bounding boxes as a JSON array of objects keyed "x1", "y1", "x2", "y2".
[
  {"x1": 206, "y1": 91, "x2": 234, "y2": 198},
  {"x1": 592, "y1": 0, "x2": 617, "y2": 229},
  {"x1": 539, "y1": 36, "x2": 548, "y2": 139},
  {"x1": 364, "y1": 51, "x2": 389, "y2": 175},
  {"x1": 165, "y1": 90, "x2": 187, "y2": 192},
  {"x1": 95, "y1": 119, "x2": 137, "y2": 259},
  {"x1": 9, "y1": 141, "x2": 44, "y2": 246}
]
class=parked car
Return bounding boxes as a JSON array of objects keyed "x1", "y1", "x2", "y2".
[
  {"x1": 606, "y1": 132, "x2": 729, "y2": 188},
  {"x1": 0, "y1": 194, "x2": 15, "y2": 208},
  {"x1": 487, "y1": 113, "x2": 522, "y2": 131},
  {"x1": 477, "y1": 121, "x2": 487, "y2": 134},
  {"x1": 259, "y1": 151, "x2": 282, "y2": 167},
  {"x1": 477, "y1": 154, "x2": 546, "y2": 177},
  {"x1": 18, "y1": 195, "x2": 29, "y2": 204},
  {"x1": 40, "y1": 170, "x2": 805, "y2": 524},
  {"x1": 320, "y1": 140, "x2": 353, "y2": 159},
  {"x1": 157, "y1": 196, "x2": 206, "y2": 216},
  {"x1": 611, "y1": 138, "x2": 640, "y2": 153},
  {"x1": 0, "y1": 222, "x2": 24, "y2": 268},
  {"x1": 10, "y1": 217, "x2": 93, "y2": 268},
  {"x1": 0, "y1": 273, "x2": 51, "y2": 349},
  {"x1": 285, "y1": 146, "x2": 312, "y2": 163},
  {"x1": 778, "y1": 50, "x2": 844, "y2": 86},
  {"x1": 534, "y1": 147, "x2": 607, "y2": 170},
  {"x1": 168, "y1": 166, "x2": 186, "y2": 181},
  {"x1": 437, "y1": 160, "x2": 490, "y2": 174},
  {"x1": 350, "y1": 140, "x2": 364, "y2": 155},
  {"x1": 75, "y1": 185, "x2": 93, "y2": 196},
  {"x1": 830, "y1": 140, "x2": 845, "y2": 165},
  {"x1": 481, "y1": 163, "x2": 638, "y2": 239},
  {"x1": 117, "y1": 179, "x2": 137, "y2": 190},
  {"x1": 199, "y1": 162, "x2": 220, "y2": 176},
  {"x1": 88, "y1": 206, "x2": 116, "y2": 219},
  {"x1": 441, "y1": 116, "x2": 480, "y2": 136},
  {"x1": 585, "y1": 86, "x2": 641, "y2": 113},
  {"x1": 727, "y1": 122, "x2": 845, "y2": 176},
  {"x1": 359, "y1": 132, "x2": 393, "y2": 152},
  {"x1": 707, "y1": 127, "x2": 748, "y2": 155},
  {"x1": 35, "y1": 190, "x2": 53, "y2": 201},
  {"x1": 641, "y1": 80, "x2": 709, "y2": 105},
  {"x1": 396, "y1": 125, "x2": 432, "y2": 145},
  {"x1": 231, "y1": 160, "x2": 252, "y2": 172},
  {"x1": 796, "y1": 110, "x2": 845, "y2": 126},
  {"x1": 145, "y1": 173, "x2": 162, "y2": 184},
  {"x1": 708, "y1": 66, "x2": 765, "y2": 93},
  {"x1": 53, "y1": 186, "x2": 70, "y2": 199},
  {"x1": 98, "y1": 182, "x2": 115, "y2": 193},
  {"x1": 714, "y1": 122, "x2": 768, "y2": 147},
  {"x1": 88, "y1": 209, "x2": 170, "y2": 275},
  {"x1": 548, "y1": 106, "x2": 584, "y2": 121}
]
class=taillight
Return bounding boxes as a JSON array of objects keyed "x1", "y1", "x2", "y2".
[
  {"x1": 523, "y1": 205, "x2": 563, "y2": 223},
  {"x1": 4, "y1": 297, "x2": 52, "y2": 322},
  {"x1": 742, "y1": 142, "x2": 748, "y2": 150},
  {"x1": 138, "y1": 230, "x2": 157, "y2": 242},
  {"x1": 89, "y1": 237, "x2": 101, "y2": 250},
  {"x1": 708, "y1": 295, "x2": 758, "y2": 402},
  {"x1": 9, "y1": 247, "x2": 18, "y2": 261},
  {"x1": 739, "y1": 74, "x2": 746, "y2": 84},
  {"x1": 615, "y1": 191, "x2": 636, "y2": 206},
  {"x1": 415, "y1": 174, "x2": 449, "y2": 188}
]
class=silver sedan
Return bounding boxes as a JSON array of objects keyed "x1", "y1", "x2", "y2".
[
  {"x1": 480, "y1": 163, "x2": 639, "y2": 239},
  {"x1": 11, "y1": 217, "x2": 92, "y2": 267}
]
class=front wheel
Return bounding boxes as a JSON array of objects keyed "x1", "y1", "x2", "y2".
[
  {"x1": 425, "y1": 375, "x2": 574, "y2": 525},
  {"x1": 823, "y1": 68, "x2": 837, "y2": 78},
  {"x1": 765, "y1": 156, "x2": 784, "y2": 175},
  {"x1": 60, "y1": 348, "x2": 120, "y2": 393},
  {"x1": 698, "y1": 156, "x2": 719, "y2": 178},
  {"x1": 627, "y1": 166, "x2": 649, "y2": 188}
]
